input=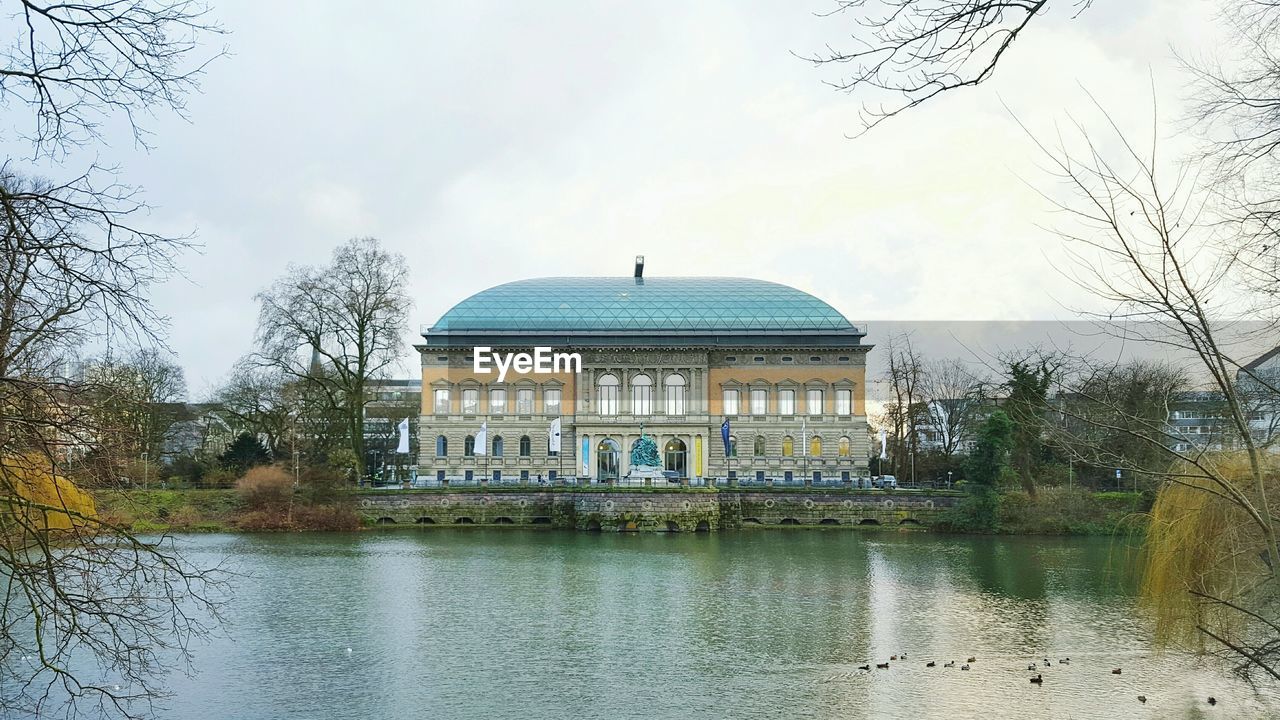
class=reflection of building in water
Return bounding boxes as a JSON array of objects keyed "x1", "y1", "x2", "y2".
[{"x1": 417, "y1": 262, "x2": 871, "y2": 485}]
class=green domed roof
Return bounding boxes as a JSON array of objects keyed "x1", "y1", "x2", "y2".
[{"x1": 429, "y1": 277, "x2": 855, "y2": 333}]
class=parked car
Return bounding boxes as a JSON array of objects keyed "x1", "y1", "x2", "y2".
[{"x1": 873, "y1": 475, "x2": 898, "y2": 489}]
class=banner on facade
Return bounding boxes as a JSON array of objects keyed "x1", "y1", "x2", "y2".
[
  {"x1": 396, "y1": 418, "x2": 410, "y2": 454},
  {"x1": 475, "y1": 422, "x2": 488, "y2": 456},
  {"x1": 549, "y1": 417, "x2": 562, "y2": 453},
  {"x1": 581, "y1": 436, "x2": 590, "y2": 477}
]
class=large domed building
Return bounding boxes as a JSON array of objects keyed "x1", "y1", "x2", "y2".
[{"x1": 417, "y1": 264, "x2": 871, "y2": 486}]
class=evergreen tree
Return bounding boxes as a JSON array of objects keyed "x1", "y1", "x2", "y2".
[{"x1": 219, "y1": 433, "x2": 271, "y2": 475}]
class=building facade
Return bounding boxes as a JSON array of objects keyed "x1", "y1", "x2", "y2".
[{"x1": 416, "y1": 272, "x2": 872, "y2": 485}]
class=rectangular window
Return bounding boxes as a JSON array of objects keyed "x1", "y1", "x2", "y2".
[
  {"x1": 836, "y1": 389, "x2": 852, "y2": 416},
  {"x1": 516, "y1": 388, "x2": 534, "y2": 414},
  {"x1": 807, "y1": 389, "x2": 823, "y2": 415},
  {"x1": 666, "y1": 386, "x2": 685, "y2": 415},
  {"x1": 492, "y1": 470, "x2": 501, "y2": 482},
  {"x1": 779, "y1": 389, "x2": 795, "y2": 416},
  {"x1": 751, "y1": 388, "x2": 768, "y2": 415},
  {"x1": 489, "y1": 388, "x2": 506, "y2": 414},
  {"x1": 599, "y1": 385, "x2": 619, "y2": 415},
  {"x1": 436, "y1": 470, "x2": 445, "y2": 482},
  {"x1": 520, "y1": 470, "x2": 530, "y2": 483},
  {"x1": 632, "y1": 384, "x2": 651, "y2": 415},
  {"x1": 722, "y1": 389, "x2": 739, "y2": 416},
  {"x1": 433, "y1": 388, "x2": 450, "y2": 414},
  {"x1": 756, "y1": 470, "x2": 765, "y2": 482},
  {"x1": 462, "y1": 389, "x2": 479, "y2": 415},
  {"x1": 544, "y1": 389, "x2": 561, "y2": 415}
]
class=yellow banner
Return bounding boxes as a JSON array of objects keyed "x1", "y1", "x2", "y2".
[{"x1": 694, "y1": 436, "x2": 703, "y2": 477}]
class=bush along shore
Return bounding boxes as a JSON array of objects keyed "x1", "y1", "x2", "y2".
[{"x1": 97, "y1": 465, "x2": 361, "y2": 533}]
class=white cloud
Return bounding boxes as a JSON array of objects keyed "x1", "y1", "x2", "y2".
[{"x1": 107, "y1": 0, "x2": 1229, "y2": 389}]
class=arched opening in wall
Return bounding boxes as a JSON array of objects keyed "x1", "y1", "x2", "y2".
[
  {"x1": 899, "y1": 518, "x2": 922, "y2": 526},
  {"x1": 742, "y1": 517, "x2": 762, "y2": 524},
  {"x1": 375, "y1": 517, "x2": 396, "y2": 525},
  {"x1": 665, "y1": 520, "x2": 680, "y2": 532},
  {"x1": 454, "y1": 517, "x2": 475, "y2": 525},
  {"x1": 779, "y1": 517, "x2": 800, "y2": 525},
  {"x1": 858, "y1": 518, "x2": 882, "y2": 526},
  {"x1": 695, "y1": 521, "x2": 710, "y2": 532},
  {"x1": 493, "y1": 517, "x2": 515, "y2": 524},
  {"x1": 586, "y1": 519, "x2": 602, "y2": 532},
  {"x1": 414, "y1": 517, "x2": 436, "y2": 525},
  {"x1": 620, "y1": 520, "x2": 639, "y2": 532},
  {"x1": 531, "y1": 516, "x2": 552, "y2": 525},
  {"x1": 597, "y1": 438, "x2": 620, "y2": 481},
  {"x1": 664, "y1": 437, "x2": 687, "y2": 478},
  {"x1": 819, "y1": 518, "x2": 840, "y2": 525}
]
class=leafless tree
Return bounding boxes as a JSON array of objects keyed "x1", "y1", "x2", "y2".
[
  {"x1": 1186, "y1": 1, "x2": 1280, "y2": 307},
  {"x1": 83, "y1": 348, "x2": 187, "y2": 466},
  {"x1": 803, "y1": 1, "x2": 1090, "y2": 133},
  {"x1": 0, "y1": 169, "x2": 229, "y2": 718},
  {"x1": 252, "y1": 237, "x2": 412, "y2": 479},
  {"x1": 1026, "y1": 95, "x2": 1280, "y2": 677},
  {"x1": 0, "y1": 0, "x2": 226, "y2": 155},
  {"x1": 879, "y1": 333, "x2": 925, "y2": 482},
  {"x1": 0, "y1": 2, "x2": 228, "y2": 716},
  {"x1": 917, "y1": 358, "x2": 987, "y2": 459},
  {"x1": 211, "y1": 361, "x2": 293, "y2": 456}
]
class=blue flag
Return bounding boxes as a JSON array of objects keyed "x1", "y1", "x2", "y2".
[{"x1": 721, "y1": 419, "x2": 731, "y2": 457}]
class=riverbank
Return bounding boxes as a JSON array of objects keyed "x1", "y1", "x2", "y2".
[{"x1": 94, "y1": 486, "x2": 1147, "y2": 535}]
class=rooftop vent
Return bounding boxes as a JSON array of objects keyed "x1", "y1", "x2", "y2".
[{"x1": 634, "y1": 255, "x2": 645, "y2": 279}]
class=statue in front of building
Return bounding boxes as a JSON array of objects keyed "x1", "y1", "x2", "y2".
[{"x1": 630, "y1": 425, "x2": 662, "y2": 472}]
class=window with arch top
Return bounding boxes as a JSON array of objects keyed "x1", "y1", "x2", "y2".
[
  {"x1": 754, "y1": 435, "x2": 766, "y2": 457},
  {"x1": 810, "y1": 436, "x2": 822, "y2": 457},
  {"x1": 436, "y1": 435, "x2": 448, "y2": 457},
  {"x1": 519, "y1": 435, "x2": 532, "y2": 457},
  {"x1": 464, "y1": 435, "x2": 475, "y2": 457},
  {"x1": 631, "y1": 374, "x2": 652, "y2": 416},
  {"x1": 665, "y1": 373, "x2": 686, "y2": 415},
  {"x1": 782, "y1": 435, "x2": 794, "y2": 457},
  {"x1": 598, "y1": 374, "x2": 619, "y2": 415}
]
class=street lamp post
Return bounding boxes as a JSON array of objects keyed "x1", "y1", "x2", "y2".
[{"x1": 947, "y1": 470, "x2": 952, "y2": 490}]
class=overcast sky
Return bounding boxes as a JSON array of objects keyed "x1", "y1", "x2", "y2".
[{"x1": 15, "y1": 0, "x2": 1235, "y2": 396}]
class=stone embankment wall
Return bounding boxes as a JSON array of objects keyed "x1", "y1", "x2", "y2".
[{"x1": 357, "y1": 491, "x2": 958, "y2": 531}]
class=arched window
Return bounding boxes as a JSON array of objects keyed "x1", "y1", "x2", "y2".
[
  {"x1": 464, "y1": 435, "x2": 476, "y2": 457},
  {"x1": 782, "y1": 435, "x2": 794, "y2": 457},
  {"x1": 436, "y1": 435, "x2": 448, "y2": 457},
  {"x1": 664, "y1": 374, "x2": 686, "y2": 415},
  {"x1": 598, "y1": 374, "x2": 619, "y2": 416},
  {"x1": 754, "y1": 436, "x2": 766, "y2": 457},
  {"x1": 492, "y1": 436, "x2": 504, "y2": 457},
  {"x1": 727, "y1": 435, "x2": 737, "y2": 458},
  {"x1": 631, "y1": 374, "x2": 652, "y2": 415},
  {"x1": 838, "y1": 436, "x2": 851, "y2": 457},
  {"x1": 519, "y1": 435, "x2": 532, "y2": 457},
  {"x1": 810, "y1": 436, "x2": 822, "y2": 457}
]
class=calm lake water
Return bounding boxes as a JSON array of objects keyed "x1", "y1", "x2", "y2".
[{"x1": 162, "y1": 530, "x2": 1280, "y2": 719}]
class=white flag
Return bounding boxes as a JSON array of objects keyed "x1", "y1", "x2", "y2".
[
  {"x1": 474, "y1": 421, "x2": 488, "y2": 456},
  {"x1": 548, "y1": 418, "x2": 562, "y2": 453},
  {"x1": 878, "y1": 427, "x2": 888, "y2": 460},
  {"x1": 396, "y1": 418, "x2": 410, "y2": 454}
]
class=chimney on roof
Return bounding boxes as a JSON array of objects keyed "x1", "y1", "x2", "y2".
[{"x1": 634, "y1": 255, "x2": 645, "y2": 279}]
